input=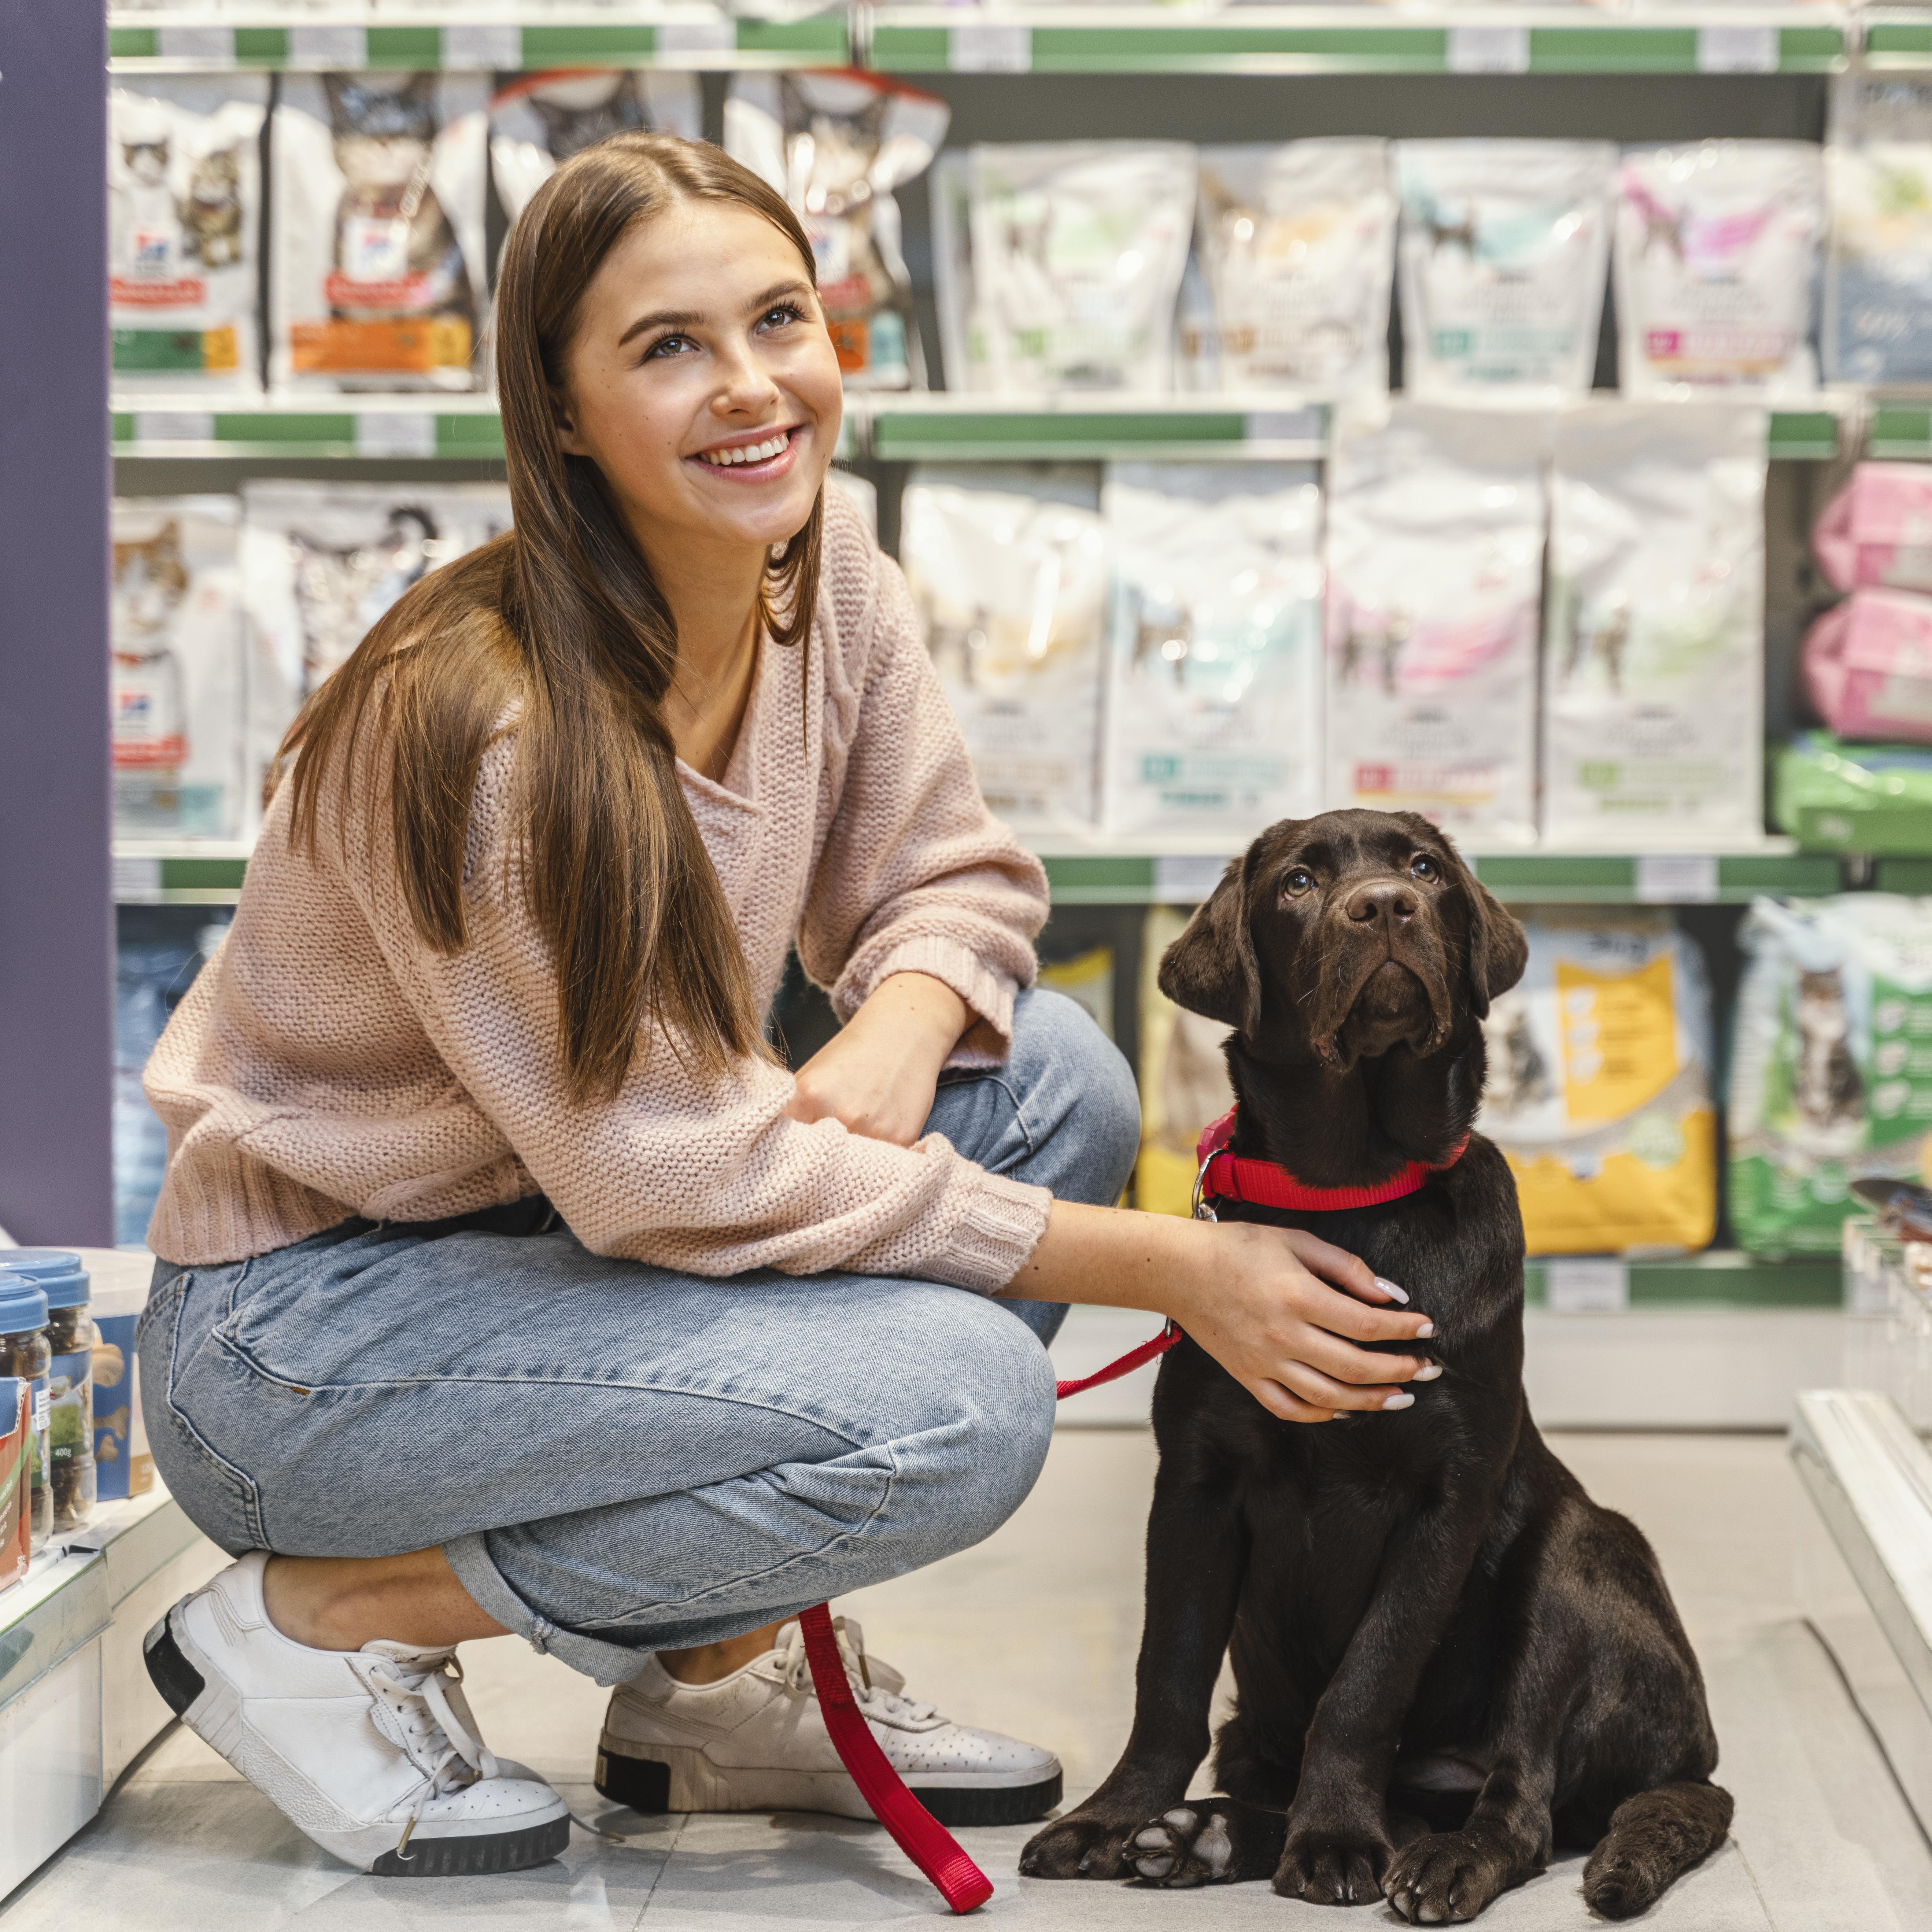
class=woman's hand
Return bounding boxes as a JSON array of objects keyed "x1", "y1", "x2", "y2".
[
  {"x1": 784, "y1": 971, "x2": 970, "y2": 1147},
  {"x1": 1004, "y1": 1201, "x2": 1437, "y2": 1424}
]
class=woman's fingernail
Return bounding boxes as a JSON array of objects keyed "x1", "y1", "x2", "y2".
[
  {"x1": 1382, "y1": 1392, "x2": 1415, "y2": 1411},
  {"x1": 1412, "y1": 1364, "x2": 1444, "y2": 1382},
  {"x1": 1374, "y1": 1277, "x2": 1409, "y2": 1304},
  {"x1": 1415, "y1": 1320, "x2": 1436, "y2": 1338}
]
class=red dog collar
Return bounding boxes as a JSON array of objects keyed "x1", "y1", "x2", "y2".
[{"x1": 1194, "y1": 1108, "x2": 1468, "y2": 1215}]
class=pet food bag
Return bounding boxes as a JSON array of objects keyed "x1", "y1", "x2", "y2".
[
  {"x1": 1813, "y1": 461, "x2": 1932, "y2": 594},
  {"x1": 111, "y1": 497, "x2": 246, "y2": 841},
  {"x1": 1614, "y1": 141, "x2": 1824, "y2": 397},
  {"x1": 272, "y1": 72, "x2": 488, "y2": 392},
  {"x1": 1136, "y1": 904, "x2": 1235, "y2": 1218},
  {"x1": 110, "y1": 77, "x2": 268, "y2": 395},
  {"x1": 1730, "y1": 894, "x2": 1932, "y2": 1256},
  {"x1": 1477, "y1": 914, "x2": 1717, "y2": 1257},
  {"x1": 1543, "y1": 403, "x2": 1766, "y2": 846},
  {"x1": 1325, "y1": 403, "x2": 1548, "y2": 844},
  {"x1": 1039, "y1": 944, "x2": 1115, "y2": 1042},
  {"x1": 241, "y1": 481, "x2": 512, "y2": 811},
  {"x1": 899, "y1": 468, "x2": 1108, "y2": 831},
  {"x1": 1827, "y1": 74, "x2": 1932, "y2": 384},
  {"x1": 1189, "y1": 141, "x2": 1396, "y2": 396},
  {"x1": 1395, "y1": 140, "x2": 1616, "y2": 404},
  {"x1": 726, "y1": 72, "x2": 947, "y2": 391},
  {"x1": 1102, "y1": 462, "x2": 1324, "y2": 840},
  {"x1": 933, "y1": 142, "x2": 1196, "y2": 395},
  {"x1": 1774, "y1": 732, "x2": 1932, "y2": 852},
  {"x1": 1802, "y1": 589, "x2": 1932, "y2": 745}
]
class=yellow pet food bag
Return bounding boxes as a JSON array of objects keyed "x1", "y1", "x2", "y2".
[
  {"x1": 1039, "y1": 943, "x2": 1115, "y2": 1041},
  {"x1": 1135, "y1": 906, "x2": 1235, "y2": 1216}
]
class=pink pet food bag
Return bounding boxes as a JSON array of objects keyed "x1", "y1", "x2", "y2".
[
  {"x1": 1813, "y1": 461, "x2": 1932, "y2": 593},
  {"x1": 1803, "y1": 587, "x2": 1932, "y2": 742}
]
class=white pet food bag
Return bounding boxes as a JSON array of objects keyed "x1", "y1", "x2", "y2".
[
  {"x1": 241, "y1": 482, "x2": 513, "y2": 814},
  {"x1": 272, "y1": 73, "x2": 488, "y2": 392},
  {"x1": 1826, "y1": 74, "x2": 1932, "y2": 384},
  {"x1": 899, "y1": 469, "x2": 1108, "y2": 831},
  {"x1": 1614, "y1": 141, "x2": 1824, "y2": 398},
  {"x1": 1396, "y1": 140, "x2": 1615, "y2": 404},
  {"x1": 111, "y1": 497, "x2": 246, "y2": 840},
  {"x1": 1325, "y1": 404, "x2": 1548, "y2": 844},
  {"x1": 726, "y1": 72, "x2": 947, "y2": 391},
  {"x1": 110, "y1": 77, "x2": 268, "y2": 395},
  {"x1": 1191, "y1": 141, "x2": 1395, "y2": 397},
  {"x1": 1102, "y1": 463, "x2": 1324, "y2": 840},
  {"x1": 1543, "y1": 403, "x2": 1766, "y2": 846},
  {"x1": 937, "y1": 142, "x2": 1196, "y2": 395}
]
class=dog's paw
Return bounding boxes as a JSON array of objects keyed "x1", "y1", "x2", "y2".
[
  {"x1": 1125, "y1": 1806, "x2": 1238, "y2": 1888},
  {"x1": 1019, "y1": 1811, "x2": 1145, "y2": 1880},
  {"x1": 1274, "y1": 1826, "x2": 1392, "y2": 1906},
  {"x1": 1384, "y1": 1829, "x2": 1517, "y2": 1923}
]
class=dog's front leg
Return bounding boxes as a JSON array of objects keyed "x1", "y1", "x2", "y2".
[{"x1": 1020, "y1": 1449, "x2": 1244, "y2": 1880}]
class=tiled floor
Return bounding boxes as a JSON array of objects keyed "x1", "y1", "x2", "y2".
[{"x1": 6, "y1": 1430, "x2": 1930, "y2": 1931}]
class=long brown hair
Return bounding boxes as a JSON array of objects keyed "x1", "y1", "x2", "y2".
[{"x1": 285, "y1": 134, "x2": 824, "y2": 1101}]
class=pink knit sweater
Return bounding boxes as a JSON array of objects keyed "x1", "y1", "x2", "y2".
[{"x1": 144, "y1": 487, "x2": 1055, "y2": 1291}]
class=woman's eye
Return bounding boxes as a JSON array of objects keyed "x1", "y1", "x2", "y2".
[
  {"x1": 1284, "y1": 868, "x2": 1315, "y2": 897},
  {"x1": 1411, "y1": 854, "x2": 1440, "y2": 882},
  {"x1": 759, "y1": 303, "x2": 804, "y2": 330},
  {"x1": 643, "y1": 333, "x2": 694, "y2": 361}
]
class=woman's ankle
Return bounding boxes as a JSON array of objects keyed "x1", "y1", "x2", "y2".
[
  {"x1": 660, "y1": 1621, "x2": 784, "y2": 1685},
  {"x1": 261, "y1": 1549, "x2": 510, "y2": 1652}
]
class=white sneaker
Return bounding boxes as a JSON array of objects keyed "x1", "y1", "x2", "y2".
[
  {"x1": 594, "y1": 1615, "x2": 1061, "y2": 1826},
  {"x1": 145, "y1": 1551, "x2": 571, "y2": 1876}
]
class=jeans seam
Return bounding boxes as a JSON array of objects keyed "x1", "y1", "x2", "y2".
[{"x1": 162, "y1": 1273, "x2": 268, "y2": 1548}]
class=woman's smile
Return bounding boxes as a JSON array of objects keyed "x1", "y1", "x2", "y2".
[{"x1": 691, "y1": 424, "x2": 801, "y2": 478}]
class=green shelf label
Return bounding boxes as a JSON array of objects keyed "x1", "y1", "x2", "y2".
[
  {"x1": 364, "y1": 26, "x2": 441, "y2": 68},
  {"x1": 518, "y1": 25, "x2": 658, "y2": 64}
]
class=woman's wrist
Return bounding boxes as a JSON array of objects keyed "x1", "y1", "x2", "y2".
[
  {"x1": 999, "y1": 1198, "x2": 1203, "y2": 1317},
  {"x1": 856, "y1": 971, "x2": 971, "y2": 1057}
]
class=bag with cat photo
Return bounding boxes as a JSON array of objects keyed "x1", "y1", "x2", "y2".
[
  {"x1": 272, "y1": 71, "x2": 488, "y2": 392},
  {"x1": 239, "y1": 481, "x2": 513, "y2": 820},
  {"x1": 110, "y1": 77, "x2": 268, "y2": 395},
  {"x1": 111, "y1": 497, "x2": 247, "y2": 840}
]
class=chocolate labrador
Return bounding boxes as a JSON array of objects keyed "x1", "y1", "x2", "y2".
[{"x1": 1020, "y1": 809, "x2": 1730, "y2": 1921}]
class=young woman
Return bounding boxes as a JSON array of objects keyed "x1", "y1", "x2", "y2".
[{"x1": 137, "y1": 135, "x2": 1437, "y2": 1879}]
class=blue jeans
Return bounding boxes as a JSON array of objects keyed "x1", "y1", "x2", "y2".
[{"x1": 138, "y1": 989, "x2": 1139, "y2": 1685}]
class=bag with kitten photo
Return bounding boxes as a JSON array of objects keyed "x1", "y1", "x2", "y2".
[
  {"x1": 272, "y1": 71, "x2": 488, "y2": 392},
  {"x1": 110, "y1": 77, "x2": 267, "y2": 395}
]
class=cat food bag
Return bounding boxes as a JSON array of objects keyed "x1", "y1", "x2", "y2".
[
  {"x1": 1039, "y1": 943, "x2": 1115, "y2": 1042},
  {"x1": 1477, "y1": 914, "x2": 1717, "y2": 1258},
  {"x1": 111, "y1": 497, "x2": 246, "y2": 841},
  {"x1": 1543, "y1": 403, "x2": 1766, "y2": 845},
  {"x1": 1324, "y1": 403, "x2": 1548, "y2": 845},
  {"x1": 241, "y1": 481, "x2": 512, "y2": 812},
  {"x1": 110, "y1": 77, "x2": 269, "y2": 395},
  {"x1": 1813, "y1": 461, "x2": 1932, "y2": 594},
  {"x1": 1136, "y1": 904, "x2": 1235, "y2": 1218},
  {"x1": 272, "y1": 72, "x2": 488, "y2": 392},
  {"x1": 934, "y1": 142, "x2": 1196, "y2": 394},
  {"x1": 1827, "y1": 74, "x2": 1932, "y2": 384},
  {"x1": 726, "y1": 72, "x2": 947, "y2": 391},
  {"x1": 1614, "y1": 141, "x2": 1824, "y2": 397},
  {"x1": 899, "y1": 468, "x2": 1108, "y2": 830},
  {"x1": 1102, "y1": 462, "x2": 1324, "y2": 840},
  {"x1": 1802, "y1": 589, "x2": 1932, "y2": 745},
  {"x1": 1189, "y1": 140, "x2": 1395, "y2": 397},
  {"x1": 1730, "y1": 894, "x2": 1932, "y2": 1256},
  {"x1": 1395, "y1": 140, "x2": 1616, "y2": 403}
]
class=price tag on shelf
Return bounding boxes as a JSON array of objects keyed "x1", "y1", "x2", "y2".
[
  {"x1": 290, "y1": 26, "x2": 369, "y2": 70},
  {"x1": 133, "y1": 411, "x2": 215, "y2": 447},
  {"x1": 156, "y1": 26, "x2": 233, "y2": 65},
  {"x1": 1635, "y1": 853, "x2": 1719, "y2": 904},
  {"x1": 112, "y1": 857, "x2": 163, "y2": 906},
  {"x1": 1697, "y1": 25, "x2": 1779, "y2": 73},
  {"x1": 1447, "y1": 25, "x2": 1530, "y2": 74},
  {"x1": 355, "y1": 412, "x2": 439, "y2": 459},
  {"x1": 1545, "y1": 1258, "x2": 1630, "y2": 1314},
  {"x1": 949, "y1": 22, "x2": 1032, "y2": 72},
  {"x1": 1244, "y1": 409, "x2": 1323, "y2": 446},
  {"x1": 443, "y1": 24, "x2": 524, "y2": 70},
  {"x1": 1153, "y1": 854, "x2": 1232, "y2": 904},
  {"x1": 656, "y1": 19, "x2": 736, "y2": 55}
]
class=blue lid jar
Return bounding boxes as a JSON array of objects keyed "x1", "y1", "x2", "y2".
[
  {"x1": 0, "y1": 1275, "x2": 49, "y2": 1332},
  {"x1": 0, "y1": 1249, "x2": 88, "y2": 1309}
]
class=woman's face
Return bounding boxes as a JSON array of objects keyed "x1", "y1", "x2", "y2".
[{"x1": 556, "y1": 199, "x2": 843, "y2": 572}]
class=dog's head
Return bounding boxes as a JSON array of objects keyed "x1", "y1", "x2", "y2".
[{"x1": 1159, "y1": 809, "x2": 1528, "y2": 1073}]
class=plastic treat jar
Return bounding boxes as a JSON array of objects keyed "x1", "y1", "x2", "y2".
[
  {"x1": 0, "y1": 1274, "x2": 52, "y2": 1557},
  {"x1": 0, "y1": 1251, "x2": 94, "y2": 1533}
]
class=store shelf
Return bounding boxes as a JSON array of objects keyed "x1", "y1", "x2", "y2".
[
  {"x1": 1860, "y1": 6, "x2": 1932, "y2": 62},
  {"x1": 1525, "y1": 1250, "x2": 1842, "y2": 1309},
  {"x1": 114, "y1": 843, "x2": 250, "y2": 905},
  {"x1": 871, "y1": 398, "x2": 1329, "y2": 463},
  {"x1": 112, "y1": 396, "x2": 507, "y2": 461}
]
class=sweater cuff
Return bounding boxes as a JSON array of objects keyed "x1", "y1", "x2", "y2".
[
  {"x1": 920, "y1": 1169, "x2": 1053, "y2": 1297},
  {"x1": 835, "y1": 934, "x2": 1020, "y2": 1070}
]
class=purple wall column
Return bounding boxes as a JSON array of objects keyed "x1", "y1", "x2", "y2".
[{"x1": 0, "y1": 3, "x2": 115, "y2": 1242}]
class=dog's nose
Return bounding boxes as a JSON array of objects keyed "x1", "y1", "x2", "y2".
[{"x1": 1346, "y1": 882, "x2": 1418, "y2": 927}]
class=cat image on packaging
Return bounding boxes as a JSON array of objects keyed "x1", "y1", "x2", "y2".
[
  {"x1": 1135, "y1": 905, "x2": 1235, "y2": 1217},
  {"x1": 726, "y1": 72, "x2": 946, "y2": 391},
  {"x1": 1614, "y1": 141, "x2": 1824, "y2": 397},
  {"x1": 899, "y1": 468, "x2": 1108, "y2": 831},
  {"x1": 110, "y1": 77, "x2": 267, "y2": 394},
  {"x1": 1827, "y1": 74, "x2": 1932, "y2": 384},
  {"x1": 1542, "y1": 403, "x2": 1766, "y2": 846},
  {"x1": 1324, "y1": 403, "x2": 1548, "y2": 845},
  {"x1": 1189, "y1": 141, "x2": 1395, "y2": 397},
  {"x1": 111, "y1": 498, "x2": 246, "y2": 840},
  {"x1": 1395, "y1": 140, "x2": 1616, "y2": 404},
  {"x1": 1102, "y1": 462, "x2": 1324, "y2": 840},
  {"x1": 273, "y1": 72, "x2": 487, "y2": 391}
]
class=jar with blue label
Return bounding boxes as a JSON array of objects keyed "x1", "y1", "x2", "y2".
[
  {"x1": 2, "y1": 1251, "x2": 93, "y2": 1532},
  {"x1": 0, "y1": 1274, "x2": 52, "y2": 1556}
]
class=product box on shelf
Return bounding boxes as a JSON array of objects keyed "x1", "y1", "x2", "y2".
[
  {"x1": 1827, "y1": 73, "x2": 1932, "y2": 386},
  {"x1": 1803, "y1": 588, "x2": 1932, "y2": 747},
  {"x1": 1814, "y1": 461, "x2": 1932, "y2": 595}
]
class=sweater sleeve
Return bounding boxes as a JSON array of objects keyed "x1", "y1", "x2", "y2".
[{"x1": 797, "y1": 537, "x2": 1051, "y2": 1068}]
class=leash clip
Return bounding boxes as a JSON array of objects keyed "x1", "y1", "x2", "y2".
[{"x1": 1191, "y1": 1148, "x2": 1219, "y2": 1223}]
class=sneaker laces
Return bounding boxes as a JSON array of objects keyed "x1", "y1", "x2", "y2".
[{"x1": 776, "y1": 1617, "x2": 942, "y2": 1729}]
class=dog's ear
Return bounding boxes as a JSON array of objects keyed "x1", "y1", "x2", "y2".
[
  {"x1": 1456, "y1": 862, "x2": 1528, "y2": 1021},
  {"x1": 1159, "y1": 850, "x2": 1262, "y2": 1035}
]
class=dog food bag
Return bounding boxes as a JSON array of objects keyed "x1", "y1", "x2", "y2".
[
  {"x1": 1190, "y1": 141, "x2": 1396, "y2": 397},
  {"x1": 1774, "y1": 732, "x2": 1932, "y2": 852},
  {"x1": 1813, "y1": 461, "x2": 1932, "y2": 594},
  {"x1": 1730, "y1": 894, "x2": 1932, "y2": 1256},
  {"x1": 1102, "y1": 462, "x2": 1324, "y2": 840},
  {"x1": 1543, "y1": 403, "x2": 1766, "y2": 846},
  {"x1": 1325, "y1": 403, "x2": 1548, "y2": 845},
  {"x1": 899, "y1": 468, "x2": 1108, "y2": 831},
  {"x1": 112, "y1": 496, "x2": 247, "y2": 841},
  {"x1": 726, "y1": 72, "x2": 947, "y2": 391},
  {"x1": 1802, "y1": 588, "x2": 1932, "y2": 745},
  {"x1": 1039, "y1": 944, "x2": 1115, "y2": 1042},
  {"x1": 111, "y1": 77, "x2": 268, "y2": 395},
  {"x1": 1136, "y1": 904, "x2": 1235, "y2": 1218},
  {"x1": 1477, "y1": 915, "x2": 1716, "y2": 1257},
  {"x1": 1614, "y1": 141, "x2": 1824, "y2": 398},
  {"x1": 272, "y1": 72, "x2": 488, "y2": 392},
  {"x1": 1827, "y1": 74, "x2": 1932, "y2": 384},
  {"x1": 934, "y1": 141, "x2": 1196, "y2": 395},
  {"x1": 1395, "y1": 140, "x2": 1616, "y2": 404},
  {"x1": 241, "y1": 481, "x2": 512, "y2": 813}
]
